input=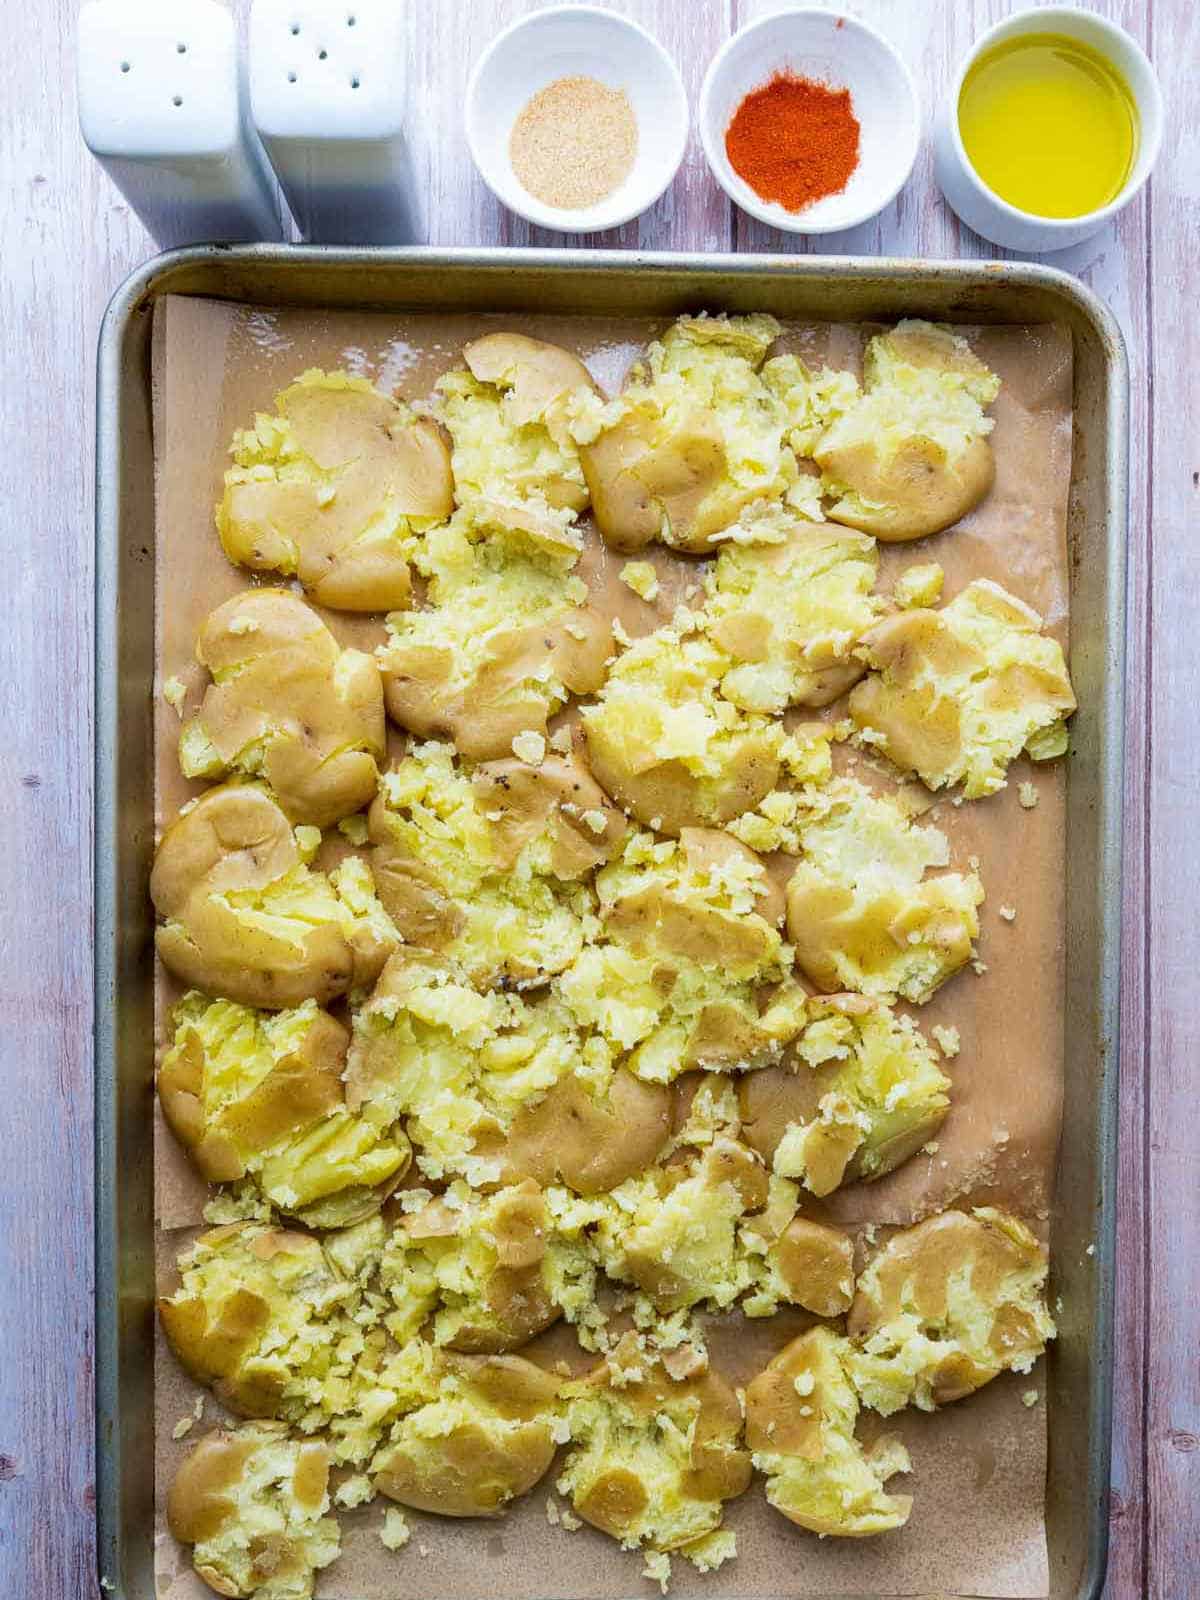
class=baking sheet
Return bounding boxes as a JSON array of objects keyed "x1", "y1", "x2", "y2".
[{"x1": 150, "y1": 294, "x2": 1075, "y2": 1599}]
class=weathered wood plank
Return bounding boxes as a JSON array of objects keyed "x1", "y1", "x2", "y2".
[
  {"x1": 1141, "y1": 0, "x2": 1200, "y2": 1591},
  {"x1": 0, "y1": 0, "x2": 152, "y2": 1594}
]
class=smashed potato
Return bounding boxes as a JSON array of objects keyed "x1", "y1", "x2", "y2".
[
  {"x1": 597, "y1": 827, "x2": 785, "y2": 980},
  {"x1": 558, "y1": 939, "x2": 807, "y2": 1086},
  {"x1": 368, "y1": 740, "x2": 622, "y2": 988},
  {"x1": 216, "y1": 369, "x2": 452, "y2": 611},
  {"x1": 168, "y1": 1422, "x2": 340, "y2": 1599},
  {"x1": 740, "y1": 995, "x2": 951, "y2": 1196},
  {"x1": 160, "y1": 1224, "x2": 360, "y2": 1421},
  {"x1": 377, "y1": 1179, "x2": 592, "y2": 1352},
  {"x1": 815, "y1": 321, "x2": 1000, "y2": 542},
  {"x1": 379, "y1": 507, "x2": 612, "y2": 761},
  {"x1": 558, "y1": 1338, "x2": 751, "y2": 1555},
  {"x1": 583, "y1": 616, "x2": 782, "y2": 834},
  {"x1": 347, "y1": 953, "x2": 638, "y2": 1185},
  {"x1": 571, "y1": 1136, "x2": 854, "y2": 1320},
  {"x1": 850, "y1": 578, "x2": 1076, "y2": 797},
  {"x1": 579, "y1": 1137, "x2": 767, "y2": 1313},
  {"x1": 438, "y1": 333, "x2": 597, "y2": 519},
  {"x1": 151, "y1": 785, "x2": 397, "y2": 1009},
  {"x1": 847, "y1": 1208, "x2": 1056, "y2": 1414},
  {"x1": 159, "y1": 993, "x2": 409, "y2": 1226},
  {"x1": 703, "y1": 514, "x2": 883, "y2": 712},
  {"x1": 179, "y1": 589, "x2": 385, "y2": 829},
  {"x1": 475, "y1": 1066, "x2": 672, "y2": 1195},
  {"x1": 345, "y1": 954, "x2": 669, "y2": 1190},
  {"x1": 785, "y1": 777, "x2": 984, "y2": 1004},
  {"x1": 578, "y1": 313, "x2": 823, "y2": 553},
  {"x1": 746, "y1": 1327, "x2": 912, "y2": 1537},
  {"x1": 372, "y1": 1347, "x2": 560, "y2": 1518}
]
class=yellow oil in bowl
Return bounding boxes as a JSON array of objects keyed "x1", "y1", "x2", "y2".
[{"x1": 958, "y1": 32, "x2": 1138, "y2": 218}]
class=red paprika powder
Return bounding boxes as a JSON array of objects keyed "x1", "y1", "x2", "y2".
[{"x1": 725, "y1": 72, "x2": 861, "y2": 212}]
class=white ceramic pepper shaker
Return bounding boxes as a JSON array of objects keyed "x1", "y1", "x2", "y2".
[
  {"x1": 248, "y1": 0, "x2": 420, "y2": 245},
  {"x1": 78, "y1": 0, "x2": 283, "y2": 246}
]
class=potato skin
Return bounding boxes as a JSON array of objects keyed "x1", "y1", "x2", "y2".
[
  {"x1": 167, "y1": 1422, "x2": 337, "y2": 1599},
  {"x1": 561, "y1": 1344, "x2": 751, "y2": 1547},
  {"x1": 585, "y1": 723, "x2": 780, "y2": 838},
  {"x1": 381, "y1": 604, "x2": 612, "y2": 764},
  {"x1": 151, "y1": 784, "x2": 394, "y2": 1009},
  {"x1": 158, "y1": 1224, "x2": 329, "y2": 1417},
  {"x1": 818, "y1": 433, "x2": 995, "y2": 543},
  {"x1": 182, "y1": 589, "x2": 385, "y2": 829},
  {"x1": 157, "y1": 1003, "x2": 347, "y2": 1185},
  {"x1": 217, "y1": 371, "x2": 453, "y2": 612},
  {"x1": 463, "y1": 332, "x2": 597, "y2": 427},
  {"x1": 581, "y1": 409, "x2": 730, "y2": 554},
  {"x1": 847, "y1": 1208, "x2": 1053, "y2": 1409},
  {"x1": 477, "y1": 1068, "x2": 672, "y2": 1195},
  {"x1": 745, "y1": 1327, "x2": 912, "y2": 1538},
  {"x1": 372, "y1": 1352, "x2": 560, "y2": 1518},
  {"x1": 817, "y1": 320, "x2": 1000, "y2": 544}
]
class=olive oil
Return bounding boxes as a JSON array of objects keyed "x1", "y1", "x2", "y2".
[{"x1": 958, "y1": 33, "x2": 1137, "y2": 218}]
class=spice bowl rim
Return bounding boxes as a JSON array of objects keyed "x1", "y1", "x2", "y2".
[
  {"x1": 463, "y1": 3, "x2": 689, "y2": 234},
  {"x1": 933, "y1": 5, "x2": 1163, "y2": 253},
  {"x1": 697, "y1": 7, "x2": 920, "y2": 236}
]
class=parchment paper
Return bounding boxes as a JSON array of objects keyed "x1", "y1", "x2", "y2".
[{"x1": 151, "y1": 295, "x2": 1075, "y2": 1600}]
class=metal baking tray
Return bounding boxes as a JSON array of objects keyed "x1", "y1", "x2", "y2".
[{"x1": 94, "y1": 246, "x2": 1126, "y2": 1600}]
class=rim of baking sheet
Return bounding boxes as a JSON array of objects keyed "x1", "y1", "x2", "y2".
[{"x1": 94, "y1": 245, "x2": 1128, "y2": 1600}]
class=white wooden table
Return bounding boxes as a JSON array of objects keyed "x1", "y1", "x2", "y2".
[{"x1": 0, "y1": 2, "x2": 1194, "y2": 1595}]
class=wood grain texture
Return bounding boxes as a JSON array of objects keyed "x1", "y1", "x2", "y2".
[{"x1": 0, "y1": 2, "x2": 1191, "y2": 1596}]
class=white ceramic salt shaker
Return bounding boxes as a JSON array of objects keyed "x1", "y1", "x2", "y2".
[
  {"x1": 248, "y1": 0, "x2": 420, "y2": 245},
  {"x1": 78, "y1": 0, "x2": 283, "y2": 246}
]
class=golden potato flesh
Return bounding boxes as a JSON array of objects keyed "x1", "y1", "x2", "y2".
[
  {"x1": 159, "y1": 1223, "x2": 359, "y2": 1421},
  {"x1": 179, "y1": 589, "x2": 385, "y2": 829},
  {"x1": 582, "y1": 1137, "x2": 769, "y2": 1314},
  {"x1": 745, "y1": 1327, "x2": 911, "y2": 1538},
  {"x1": 702, "y1": 515, "x2": 884, "y2": 712},
  {"x1": 555, "y1": 827, "x2": 808, "y2": 1086},
  {"x1": 846, "y1": 1207, "x2": 1056, "y2": 1415},
  {"x1": 582, "y1": 619, "x2": 782, "y2": 835},
  {"x1": 564, "y1": 1123, "x2": 853, "y2": 1321},
  {"x1": 739, "y1": 994, "x2": 951, "y2": 1196},
  {"x1": 372, "y1": 1349, "x2": 560, "y2": 1518},
  {"x1": 368, "y1": 740, "x2": 623, "y2": 990},
  {"x1": 168, "y1": 1422, "x2": 340, "y2": 1599},
  {"x1": 597, "y1": 827, "x2": 786, "y2": 980},
  {"x1": 216, "y1": 368, "x2": 453, "y2": 612},
  {"x1": 558, "y1": 1338, "x2": 751, "y2": 1554},
  {"x1": 343, "y1": 946, "x2": 668, "y2": 1190},
  {"x1": 150, "y1": 784, "x2": 397, "y2": 1009},
  {"x1": 158, "y1": 993, "x2": 409, "y2": 1225},
  {"x1": 814, "y1": 320, "x2": 1000, "y2": 542},
  {"x1": 347, "y1": 952, "x2": 601, "y2": 1184},
  {"x1": 850, "y1": 577, "x2": 1077, "y2": 798},
  {"x1": 577, "y1": 313, "x2": 818, "y2": 554},
  {"x1": 557, "y1": 935, "x2": 809, "y2": 1087},
  {"x1": 379, "y1": 507, "x2": 612, "y2": 762},
  {"x1": 438, "y1": 335, "x2": 597, "y2": 519},
  {"x1": 377, "y1": 1179, "x2": 592, "y2": 1353},
  {"x1": 784, "y1": 776, "x2": 984, "y2": 1005}
]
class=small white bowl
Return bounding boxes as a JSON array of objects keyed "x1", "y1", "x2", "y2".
[
  {"x1": 465, "y1": 5, "x2": 689, "y2": 233},
  {"x1": 698, "y1": 9, "x2": 920, "y2": 234},
  {"x1": 933, "y1": 7, "x2": 1163, "y2": 254}
]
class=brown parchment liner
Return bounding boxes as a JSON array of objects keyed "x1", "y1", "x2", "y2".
[{"x1": 150, "y1": 296, "x2": 1075, "y2": 1600}]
